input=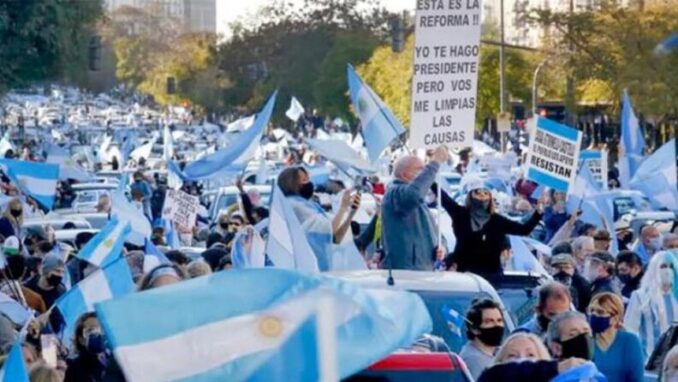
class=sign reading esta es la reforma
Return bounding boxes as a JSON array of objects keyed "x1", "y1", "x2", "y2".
[{"x1": 410, "y1": 0, "x2": 482, "y2": 150}]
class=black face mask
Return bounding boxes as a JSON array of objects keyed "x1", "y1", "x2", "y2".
[
  {"x1": 299, "y1": 182, "x2": 314, "y2": 200},
  {"x1": 618, "y1": 273, "x2": 632, "y2": 284},
  {"x1": 538, "y1": 315, "x2": 551, "y2": 331},
  {"x1": 560, "y1": 332, "x2": 594, "y2": 360},
  {"x1": 47, "y1": 274, "x2": 63, "y2": 287},
  {"x1": 553, "y1": 272, "x2": 572, "y2": 286},
  {"x1": 10, "y1": 209, "x2": 22, "y2": 218},
  {"x1": 476, "y1": 325, "x2": 504, "y2": 347},
  {"x1": 219, "y1": 222, "x2": 229, "y2": 230}
]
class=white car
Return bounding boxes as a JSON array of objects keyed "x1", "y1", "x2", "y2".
[
  {"x1": 209, "y1": 185, "x2": 273, "y2": 221},
  {"x1": 71, "y1": 183, "x2": 118, "y2": 210}
]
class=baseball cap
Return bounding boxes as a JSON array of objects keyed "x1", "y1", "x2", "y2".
[
  {"x1": 41, "y1": 254, "x2": 65, "y2": 275},
  {"x1": 550, "y1": 254, "x2": 575, "y2": 267}
]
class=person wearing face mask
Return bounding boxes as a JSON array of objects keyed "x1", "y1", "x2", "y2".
[
  {"x1": 520, "y1": 282, "x2": 573, "y2": 338},
  {"x1": 24, "y1": 254, "x2": 66, "y2": 309},
  {"x1": 572, "y1": 236, "x2": 596, "y2": 274},
  {"x1": 0, "y1": 198, "x2": 24, "y2": 240},
  {"x1": 65, "y1": 312, "x2": 108, "y2": 382},
  {"x1": 584, "y1": 251, "x2": 619, "y2": 299},
  {"x1": 435, "y1": 175, "x2": 543, "y2": 275},
  {"x1": 615, "y1": 251, "x2": 644, "y2": 300},
  {"x1": 130, "y1": 171, "x2": 152, "y2": 219},
  {"x1": 588, "y1": 293, "x2": 644, "y2": 382},
  {"x1": 478, "y1": 332, "x2": 586, "y2": 382},
  {"x1": 459, "y1": 299, "x2": 506, "y2": 380},
  {"x1": 633, "y1": 225, "x2": 663, "y2": 265},
  {"x1": 549, "y1": 251, "x2": 591, "y2": 313},
  {"x1": 546, "y1": 311, "x2": 595, "y2": 362},
  {"x1": 625, "y1": 251, "x2": 678, "y2": 357},
  {"x1": 277, "y1": 167, "x2": 361, "y2": 271}
]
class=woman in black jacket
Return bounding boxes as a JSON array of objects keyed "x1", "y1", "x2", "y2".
[
  {"x1": 435, "y1": 178, "x2": 543, "y2": 275},
  {"x1": 65, "y1": 312, "x2": 108, "y2": 382}
]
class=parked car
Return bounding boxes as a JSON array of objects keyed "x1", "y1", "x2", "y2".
[{"x1": 345, "y1": 352, "x2": 472, "y2": 382}]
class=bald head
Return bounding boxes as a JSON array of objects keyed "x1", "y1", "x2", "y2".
[
  {"x1": 641, "y1": 225, "x2": 661, "y2": 242},
  {"x1": 394, "y1": 156, "x2": 425, "y2": 183}
]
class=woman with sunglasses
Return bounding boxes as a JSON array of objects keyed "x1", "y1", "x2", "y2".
[{"x1": 434, "y1": 176, "x2": 543, "y2": 275}]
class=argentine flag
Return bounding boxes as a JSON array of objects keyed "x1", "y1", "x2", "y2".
[
  {"x1": 75, "y1": 216, "x2": 131, "y2": 268},
  {"x1": 111, "y1": 189, "x2": 151, "y2": 247},
  {"x1": 0, "y1": 341, "x2": 28, "y2": 382},
  {"x1": 266, "y1": 186, "x2": 320, "y2": 272},
  {"x1": 170, "y1": 92, "x2": 276, "y2": 182},
  {"x1": 56, "y1": 257, "x2": 135, "y2": 347},
  {"x1": 46, "y1": 144, "x2": 93, "y2": 182},
  {"x1": 630, "y1": 139, "x2": 678, "y2": 212},
  {"x1": 619, "y1": 90, "x2": 645, "y2": 188},
  {"x1": 347, "y1": 64, "x2": 406, "y2": 163},
  {"x1": 305, "y1": 138, "x2": 376, "y2": 177},
  {"x1": 0, "y1": 159, "x2": 59, "y2": 210},
  {"x1": 95, "y1": 269, "x2": 432, "y2": 381}
]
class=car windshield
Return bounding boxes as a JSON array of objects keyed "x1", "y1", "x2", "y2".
[
  {"x1": 75, "y1": 190, "x2": 99, "y2": 204},
  {"x1": 413, "y1": 290, "x2": 506, "y2": 353}
]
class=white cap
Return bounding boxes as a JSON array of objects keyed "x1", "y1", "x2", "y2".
[
  {"x1": 463, "y1": 175, "x2": 487, "y2": 193},
  {"x1": 3, "y1": 236, "x2": 19, "y2": 256}
]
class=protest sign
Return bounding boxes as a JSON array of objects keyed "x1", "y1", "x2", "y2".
[
  {"x1": 579, "y1": 150, "x2": 608, "y2": 190},
  {"x1": 410, "y1": 0, "x2": 482, "y2": 150},
  {"x1": 525, "y1": 117, "x2": 582, "y2": 193},
  {"x1": 162, "y1": 189, "x2": 200, "y2": 230}
]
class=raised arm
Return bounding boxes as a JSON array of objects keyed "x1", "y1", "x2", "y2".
[{"x1": 497, "y1": 207, "x2": 544, "y2": 236}]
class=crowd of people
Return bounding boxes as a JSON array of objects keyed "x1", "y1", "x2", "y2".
[{"x1": 0, "y1": 85, "x2": 673, "y2": 382}]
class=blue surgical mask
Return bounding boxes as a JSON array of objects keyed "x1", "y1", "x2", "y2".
[
  {"x1": 85, "y1": 331, "x2": 106, "y2": 354},
  {"x1": 588, "y1": 314, "x2": 611, "y2": 334},
  {"x1": 649, "y1": 236, "x2": 663, "y2": 250}
]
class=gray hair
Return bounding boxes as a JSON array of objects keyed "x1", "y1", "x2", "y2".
[
  {"x1": 663, "y1": 233, "x2": 678, "y2": 246},
  {"x1": 572, "y1": 236, "x2": 594, "y2": 252},
  {"x1": 393, "y1": 156, "x2": 422, "y2": 181},
  {"x1": 546, "y1": 311, "x2": 587, "y2": 345}
]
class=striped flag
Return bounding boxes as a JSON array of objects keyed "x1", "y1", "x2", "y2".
[
  {"x1": 75, "y1": 216, "x2": 131, "y2": 268},
  {"x1": 0, "y1": 159, "x2": 59, "y2": 210},
  {"x1": 0, "y1": 341, "x2": 28, "y2": 382}
]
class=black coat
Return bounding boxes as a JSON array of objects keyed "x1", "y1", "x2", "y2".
[
  {"x1": 65, "y1": 353, "x2": 106, "y2": 382},
  {"x1": 478, "y1": 360, "x2": 559, "y2": 382},
  {"x1": 438, "y1": 188, "x2": 542, "y2": 274}
]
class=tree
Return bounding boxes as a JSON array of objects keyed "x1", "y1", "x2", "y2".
[
  {"x1": 526, "y1": 0, "x2": 678, "y2": 117},
  {"x1": 0, "y1": 0, "x2": 103, "y2": 94}
]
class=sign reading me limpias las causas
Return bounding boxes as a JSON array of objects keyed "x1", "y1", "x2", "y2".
[{"x1": 410, "y1": 0, "x2": 482, "y2": 150}]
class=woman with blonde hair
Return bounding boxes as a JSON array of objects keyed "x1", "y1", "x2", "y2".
[
  {"x1": 29, "y1": 362, "x2": 62, "y2": 382},
  {"x1": 0, "y1": 198, "x2": 23, "y2": 239},
  {"x1": 588, "y1": 292, "x2": 644, "y2": 382},
  {"x1": 478, "y1": 332, "x2": 584, "y2": 382}
]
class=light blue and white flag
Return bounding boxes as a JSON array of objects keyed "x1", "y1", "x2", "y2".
[
  {"x1": 46, "y1": 144, "x2": 93, "y2": 182},
  {"x1": 111, "y1": 189, "x2": 152, "y2": 247},
  {"x1": 56, "y1": 257, "x2": 135, "y2": 347},
  {"x1": 305, "y1": 138, "x2": 376, "y2": 177},
  {"x1": 306, "y1": 165, "x2": 331, "y2": 185},
  {"x1": 75, "y1": 216, "x2": 131, "y2": 268},
  {"x1": 231, "y1": 228, "x2": 266, "y2": 269},
  {"x1": 508, "y1": 235, "x2": 548, "y2": 274},
  {"x1": 0, "y1": 159, "x2": 59, "y2": 210},
  {"x1": 619, "y1": 90, "x2": 645, "y2": 189},
  {"x1": 347, "y1": 65, "x2": 406, "y2": 163},
  {"x1": 144, "y1": 239, "x2": 171, "y2": 273},
  {"x1": 566, "y1": 163, "x2": 601, "y2": 215},
  {"x1": 0, "y1": 340, "x2": 29, "y2": 382},
  {"x1": 579, "y1": 150, "x2": 607, "y2": 190},
  {"x1": 655, "y1": 32, "x2": 678, "y2": 55},
  {"x1": 163, "y1": 124, "x2": 173, "y2": 162},
  {"x1": 285, "y1": 96, "x2": 305, "y2": 122},
  {"x1": 266, "y1": 186, "x2": 320, "y2": 272},
  {"x1": 170, "y1": 92, "x2": 276, "y2": 182},
  {"x1": 630, "y1": 139, "x2": 678, "y2": 212},
  {"x1": 129, "y1": 137, "x2": 157, "y2": 163},
  {"x1": 95, "y1": 269, "x2": 432, "y2": 382}
]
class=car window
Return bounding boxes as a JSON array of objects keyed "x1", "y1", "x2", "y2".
[
  {"x1": 497, "y1": 288, "x2": 538, "y2": 326},
  {"x1": 75, "y1": 190, "x2": 98, "y2": 204},
  {"x1": 413, "y1": 290, "x2": 506, "y2": 353}
]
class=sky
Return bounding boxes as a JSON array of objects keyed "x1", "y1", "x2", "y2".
[{"x1": 219, "y1": 0, "x2": 416, "y2": 39}]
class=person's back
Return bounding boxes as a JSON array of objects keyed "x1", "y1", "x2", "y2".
[{"x1": 381, "y1": 149, "x2": 447, "y2": 270}]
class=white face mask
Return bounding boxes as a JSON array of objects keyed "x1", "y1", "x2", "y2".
[
  {"x1": 583, "y1": 260, "x2": 599, "y2": 282},
  {"x1": 660, "y1": 267, "x2": 674, "y2": 287}
]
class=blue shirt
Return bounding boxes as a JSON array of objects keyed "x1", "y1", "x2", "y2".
[
  {"x1": 665, "y1": 294, "x2": 675, "y2": 324},
  {"x1": 593, "y1": 330, "x2": 644, "y2": 382}
]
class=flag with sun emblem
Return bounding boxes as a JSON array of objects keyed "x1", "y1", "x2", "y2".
[
  {"x1": 95, "y1": 268, "x2": 431, "y2": 381},
  {"x1": 347, "y1": 65, "x2": 406, "y2": 163},
  {"x1": 75, "y1": 216, "x2": 131, "y2": 268}
]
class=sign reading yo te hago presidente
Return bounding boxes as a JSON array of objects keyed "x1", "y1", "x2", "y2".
[{"x1": 410, "y1": 0, "x2": 482, "y2": 150}]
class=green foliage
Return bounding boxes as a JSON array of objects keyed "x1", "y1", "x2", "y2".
[
  {"x1": 218, "y1": 0, "x2": 392, "y2": 118},
  {"x1": 527, "y1": 0, "x2": 678, "y2": 116},
  {"x1": 0, "y1": 0, "x2": 103, "y2": 94}
]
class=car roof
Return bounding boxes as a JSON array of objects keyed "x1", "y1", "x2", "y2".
[
  {"x1": 216, "y1": 185, "x2": 272, "y2": 194},
  {"x1": 325, "y1": 270, "x2": 498, "y2": 295},
  {"x1": 54, "y1": 228, "x2": 99, "y2": 241},
  {"x1": 71, "y1": 183, "x2": 118, "y2": 190}
]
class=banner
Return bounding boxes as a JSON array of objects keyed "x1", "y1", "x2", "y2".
[
  {"x1": 525, "y1": 117, "x2": 582, "y2": 192},
  {"x1": 579, "y1": 150, "x2": 608, "y2": 190},
  {"x1": 410, "y1": 0, "x2": 482, "y2": 150},
  {"x1": 161, "y1": 189, "x2": 200, "y2": 230}
]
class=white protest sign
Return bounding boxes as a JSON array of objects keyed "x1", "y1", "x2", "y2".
[
  {"x1": 525, "y1": 117, "x2": 582, "y2": 193},
  {"x1": 161, "y1": 189, "x2": 200, "y2": 230},
  {"x1": 410, "y1": 0, "x2": 482, "y2": 150},
  {"x1": 579, "y1": 150, "x2": 608, "y2": 190}
]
